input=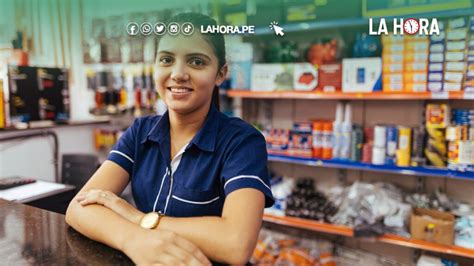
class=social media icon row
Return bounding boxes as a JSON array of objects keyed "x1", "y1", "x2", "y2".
[{"x1": 126, "y1": 22, "x2": 194, "y2": 36}]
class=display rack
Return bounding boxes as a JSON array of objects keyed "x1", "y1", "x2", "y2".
[
  {"x1": 268, "y1": 154, "x2": 474, "y2": 180},
  {"x1": 227, "y1": 90, "x2": 474, "y2": 100},
  {"x1": 263, "y1": 214, "x2": 474, "y2": 259}
]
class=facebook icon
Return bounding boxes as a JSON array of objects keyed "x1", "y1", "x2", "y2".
[{"x1": 126, "y1": 22, "x2": 139, "y2": 36}]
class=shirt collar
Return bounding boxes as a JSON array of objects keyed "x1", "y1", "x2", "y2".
[{"x1": 141, "y1": 106, "x2": 219, "y2": 152}]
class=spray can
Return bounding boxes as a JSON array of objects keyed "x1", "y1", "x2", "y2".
[{"x1": 322, "y1": 122, "x2": 333, "y2": 160}]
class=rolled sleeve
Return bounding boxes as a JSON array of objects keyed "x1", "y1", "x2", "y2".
[
  {"x1": 107, "y1": 119, "x2": 139, "y2": 175},
  {"x1": 221, "y1": 131, "x2": 274, "y2": 208}
]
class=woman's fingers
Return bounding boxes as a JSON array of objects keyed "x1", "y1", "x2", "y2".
[
  {"x1": 168, "y1": 233, "x2": 211, "y2": 265},
  {"x1": 163, "y1": 242, "x2": 209, "y2": 266}
]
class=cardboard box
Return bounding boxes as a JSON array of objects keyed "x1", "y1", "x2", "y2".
[
  {"x1": 410, "y1": 208, "x2": 455, "y2": 245},
  {"x1": 317, "y1": 63, "x2": 341, "y2": 92},
  {"x1": 342, "y1": 58, "x2": 382, "y2": 92}
]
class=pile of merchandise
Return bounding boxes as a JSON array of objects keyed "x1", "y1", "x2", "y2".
[
  {"x1": 251, "y1": 228, "x2": 406, "y2": 266},
  {"x1": 267, "y1": 177, "x2": 474, "y2": 249}
]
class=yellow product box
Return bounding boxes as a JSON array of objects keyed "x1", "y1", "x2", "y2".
[
  {"x1": 404, "y1": 72, "x2": 427, "y2": 83},
  {"x1": 383, "y1": 73, "x2": 403, "y2": 84},
  {"x1": 405, "y1": 82, "x2": 427, "y2": 92},
  {"x1": 383, "y1": 82, "x2": 404, "y2": 92},
  {"x1": 383, "y1": 63, "x2": 403, "y2": 73},
  {"x1": 383, "y1": 43, "x2": 404, "y2": 53},
  {"x1": 382, "y1": 34, "x2": 404, "y2": 44},
  {"x1": 426, "y1": 104, "x2": 450, "y2": 128},
  {"x1": 405, "y1": 62, "x2": 428, "y2": 72},
  {"x1": 405, "y1": 41, "x2": 429, "y2": 52},
  {"x1": 404, "y1": 52, "x2": 429, "y2": 63},
  {"x1": 382, "y1": 53, "x2": 404, "y2": 64}
]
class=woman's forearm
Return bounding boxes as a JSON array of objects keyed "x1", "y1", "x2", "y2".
[
  {"x1": 158, "y1": 216, "x2": 257, "y2": 265},
  {"x1": 65, "y1": 200, "x2": 138, "y2": 252}
]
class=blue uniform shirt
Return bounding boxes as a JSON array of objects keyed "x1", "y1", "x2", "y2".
[{"x1": 107, "y1": 106, "x2": 274, "y2": 217}]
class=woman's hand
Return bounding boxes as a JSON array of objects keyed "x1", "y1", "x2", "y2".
[
  {"x1": 76, "y1": 189, "x2": 144, "y2": 224},
  {"x1": 122, "y1": 227, "x2": 211, "y2": 266}
]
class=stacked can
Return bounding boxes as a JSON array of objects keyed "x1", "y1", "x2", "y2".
[
  {"x1": 396, "y1": 126, "x2": 412, "y2": 167},
  {"x1": 351, "y1": 125, "x2": 364, "y2": 162},
  {"x1": 448, "y1": 109, "x2": 474, "y2": 168},
  {"x1": 385, "y1": 125, "x2": 398, "y2": 164},
  {"x1": 372, "y1": 125, "x2": 386, "y2": 165},
  {"x1": 362, "y1": 127, "x2": 374, "y2": 163},
  {"x1": 411, "y1": 126, "x2": 426, "y2": 167}
]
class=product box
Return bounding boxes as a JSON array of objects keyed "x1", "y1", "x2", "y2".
[
  {"x1": 410, "y1": 208, "x2": 455, "y2": 245},
  {"x1": 228, "y1": 43, "x2": 253, "y2": 90},
  {"x1": 251, "y1": 63, "x2": 318, "y2": 91},
  {"x1": 317, "y1": 63, "x2": 341, "y2": 92},
  {"x1": 342, "y1": 58, "x2": 382, "y2": 93},
  {"x1": 383, "y1": 82, "x2": 403, "y2": 92}
]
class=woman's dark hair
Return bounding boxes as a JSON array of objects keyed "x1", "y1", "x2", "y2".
[{"x1": 160, "y1": 12, "x2": 226, "y2": 111}]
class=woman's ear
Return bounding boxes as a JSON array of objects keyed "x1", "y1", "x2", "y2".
[{"x1": 215, "y1": 64, "x2": 228, "y2": 86}]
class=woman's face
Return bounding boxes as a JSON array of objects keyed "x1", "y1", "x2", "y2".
[{"x1": 154, "y1": 33, "x2": 225, "y2": 115}]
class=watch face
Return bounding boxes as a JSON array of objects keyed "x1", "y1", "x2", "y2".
[
  {"x1": 404, "y1": 18, "x2": 419, "y2": 35},
  {"x1": 140, "y1": 212, "x2": 159, "y2": 229}
]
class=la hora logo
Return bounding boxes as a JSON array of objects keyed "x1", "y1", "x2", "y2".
[{"x1": 369, "y1": 18, "x2": 440, "y2": 35}]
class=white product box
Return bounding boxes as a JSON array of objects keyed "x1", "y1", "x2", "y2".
[{"x1": 342, "y1": 58, "x2": 382, "y2": 93}]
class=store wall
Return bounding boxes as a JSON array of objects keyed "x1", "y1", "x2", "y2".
[{"x1": 0, "y1": 126, "x2": 98, "y2": 182}]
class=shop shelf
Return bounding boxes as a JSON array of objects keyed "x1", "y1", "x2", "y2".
[
  {"x1": 252, "y1": 8, "x2": 474, "y2": 35},
  {"x1": 227, "y1": 90, "x2": 474, "y2": 100},
  {"x1": 263, "y1": 214, "x2": 474, "y2": 259},
  {"x1": 268, "y1": 154, "x2": 474, "y2": 180}
]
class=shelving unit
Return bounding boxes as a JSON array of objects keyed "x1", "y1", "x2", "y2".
[
  {"x1": 227, "y1": 90, "x2": 474, "y2": 100},
  {"x1": 251, "y1": 8, "x2": 474, "y2": 35},
  {"x1": 268, "y1": 154, "x2": 474, "y2": 180},
  {"x1": 263, "y1": 214, "x2": 474, "y2": 259}
]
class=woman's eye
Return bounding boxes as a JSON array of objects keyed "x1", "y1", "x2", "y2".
[
  {"x1": 159, "y1": 57, "x2": 173, "y2": 65},
  {"x1": 189, "y1": 58, "x2": 205, "y2": 66}
]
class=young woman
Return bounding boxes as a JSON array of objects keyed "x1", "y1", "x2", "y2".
[{"x1": 65, "y1": 13, "x2": 274, "y2": 265}]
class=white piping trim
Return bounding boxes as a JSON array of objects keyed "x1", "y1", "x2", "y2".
[
  {"x1": 172, "y1": 195, "x2": 220, "y2": 205},
  {"x1": 110, "y1": 150, "x2": 134, "y2": 163},
  {"x1": 224, "y1": 175, "x2": 271, "y2": 191},
  {"x1": 152, "y1": 168, "x2": 169, "y2": 213}
]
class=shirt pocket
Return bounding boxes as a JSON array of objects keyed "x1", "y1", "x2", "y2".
[{"x1": 169, "y1": 187, "x2": 223, "y2": 217}]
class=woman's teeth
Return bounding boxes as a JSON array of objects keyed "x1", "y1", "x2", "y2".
[{"x1": 169, "y1": 87, "x2": 192, "y2": 93}]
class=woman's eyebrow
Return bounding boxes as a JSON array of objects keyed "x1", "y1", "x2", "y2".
[
  {"x1": 157, "y1": 51, "x2": 174, "y2": 55},
  {"x1": 186, "y1": 53, "x2": 211, "y2": 61}
]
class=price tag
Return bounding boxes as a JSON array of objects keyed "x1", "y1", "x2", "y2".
[
  {"x1": 463, "y1": 91, "x2": 474, "y2": 99},
  {"x1": 431, "y1": 91, "x2": 449, "y2": 99}
]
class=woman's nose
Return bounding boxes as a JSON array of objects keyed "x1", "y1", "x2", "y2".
[{"x1": 170, "y1": 63, "x2": 189, "y2": 81}]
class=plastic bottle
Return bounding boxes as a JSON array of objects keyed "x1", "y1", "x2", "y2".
[
  {"x1": 332, "y1": 102, "x2": 344, "y2": 159},
  {"x1": 340, "y1": 103, "x2": 352, "y2": 159}
]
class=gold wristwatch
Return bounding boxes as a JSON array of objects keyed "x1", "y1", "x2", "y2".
[{"x1": 139, "y1": 212, "x2": 163, "y2": 229}]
